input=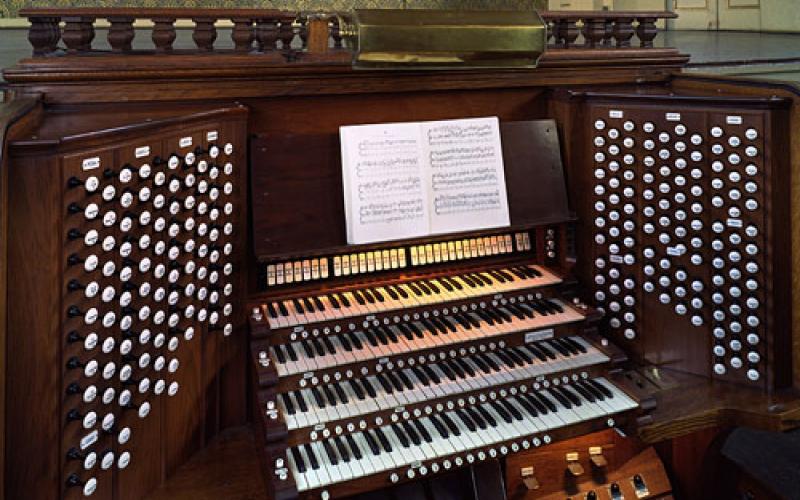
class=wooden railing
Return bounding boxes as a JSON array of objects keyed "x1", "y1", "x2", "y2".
[
  {"x1": 539, "y1": 11, "x2": 677, "y2": 49},
  {"x1": 18, "y1": 8, "x2": 675, "y2": 58}
]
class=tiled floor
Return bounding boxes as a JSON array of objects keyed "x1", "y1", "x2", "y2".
[{"x1": 3, "y1": 28, "x2": 800, "y2": 82}]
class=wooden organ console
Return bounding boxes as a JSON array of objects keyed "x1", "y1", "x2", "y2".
[{"x1": 1, "y1": 7, "x2": 800, "y2": 500}]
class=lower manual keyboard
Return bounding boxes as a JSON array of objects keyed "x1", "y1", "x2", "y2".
[
  {"x1": 277, "y1": 336, "x2": 610, "y2": 431},
  {"x1": 284, "y1": 377, "x2": 638, "y2": 495}
]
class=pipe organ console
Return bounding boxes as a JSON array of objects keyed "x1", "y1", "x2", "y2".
[{"x1": 1, "y1": 7, "x2": 800, "y2": 500}]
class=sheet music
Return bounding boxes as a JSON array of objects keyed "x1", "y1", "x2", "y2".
[
  {"x1": 340, "y1": 122, "x2": 429, "y2": 244},
  {"x1": 422, "y1": 117, "x2": 510, "y2": 234},
  {"x1": 340, "y1": 117, "x2": 509, "y2": 245}
]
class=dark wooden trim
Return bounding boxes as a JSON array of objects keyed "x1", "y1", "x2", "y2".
[
  {"x1": 0, "y1": 96, "x2": 40, "y2": 500},
  {"x1": 538, "y1": 10, "x2": 678, "y2": 19},
  {"x1": 19, "y1": 7, "x2": 288, "y2": 17}
]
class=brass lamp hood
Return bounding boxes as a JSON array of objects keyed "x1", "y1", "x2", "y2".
[{"x1": 339, "y1": 9, "x2": 547, "y2": 69}]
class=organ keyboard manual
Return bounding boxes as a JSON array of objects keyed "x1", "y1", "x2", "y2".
[{"x1": 4, "y1": 6, "x2": 800, "y2": 500}]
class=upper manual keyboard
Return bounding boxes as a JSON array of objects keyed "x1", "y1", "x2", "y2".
[{"x1": 256, "y1": 264, "x2": 561, "y2": 330}]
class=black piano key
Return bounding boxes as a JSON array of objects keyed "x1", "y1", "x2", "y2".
[
  {"x1": 285, "y1": 343, "x2": 298, "y2": 362},
  {"x1": 416, "y1": 281, "x2": 431, "y2": 295},
  {"x1": 396, "y1": 324, "x2": 414, "y2": 341},
  {"x1": 291, "y1": 446, "x2": 307, "y2": 473},
  {"x1": 364, "y1": 329, "x2": 379, "y2": 347},
  {"x1": 512, "y1": 346, "x2": 533, "y2": 363},
  {"x1": 361, "y1": 288, "x2": 375, "y2": 304},
  {"x1": 302, "y1": 297, "x2": 315, "y2": 313},
  {"x1": 457, "y1": 410, "x2": 477, "y2": 432},
  {"x1": 447, "y1": 276, "x2": 464, "y2": 290},
  {"x1": 313, "y1": 296, "x2": 325, "y2": 311},
  {"x1": 536, "y1": 342, "x2": 558, "y2": 360},
  {"x1": 447, "y1": 360, "x2": 466, "y2": 379},
  {"x1": 397, "y1": 370, "x2": 414, "y2": 390},
  {"x1": 311, "y1": 387, "x2": 326, "y2": 408},
  {"x1": 494, "y1": 308, "x2": 513, "y2": 322},
  {"x1": 301, "y1": 340, "x2": 315, "y2": 358},
  {"x1": 563, "y1": 336, "x2": 587, "y2": 354},
  {"x1": 362, "y1": 378, "x2": 377, "y2": 398},
  {"x1": 420, "y1": 319, "x2": 439, "y2": 336},
  {"x1": 451, "y1": 313, "x2": 470, "y2": 330},
  {"x1": 436, "y1": 278, "x2": 453, "y2": 292},
  {"x1": 515, "y1": 395, "x2": 539, "y2": 417},
  {"x1": 407, "y1": 322, "x2": 424, "y2": 339},
  {"x1": 548, "y1": 339, "x2": 571, "y2": 357},
  {"x1": 508, "y1": 267, "x2": 527, "y2": 279},
  {"x1": 372, "y1": 288, "x2": 385, "y2": 302},
  {"x1": 425, "y1": 280, "x2": 440, "y2": 293},
  {"x1": 406, "y1": 282, "x2": 423, "y2": 296},
  {"x1": 522, "y1": 393, "x2": 547, "y2": 414},
  {"x1": 488, "y1": 270, "x2": 507, "y2": 282},
  {"x1": 506, "y1": 348, "x2": 527, "y2": 366},
  {"x1": 494, "y1": 350, "x2": 517, "y2": 368},
  {"x1": 526, "y1": 300, "x2": 548, "y2": 315},
  {"x1": 536, "y1": 391, "x2": 560, "y2": 412},
  {"x1": 577, "y1": 379, "x2": 604, "y2": 400},
  {"x1": 334, "y1": 436, "x2": 350, "y2": 462},
  {"x1": 497, "y1": 269, "x2": 515, "y2": 281},
  {"x1": 455, "y1": 358, "x2": 475, "y2": 377},
  {"x1": 480, "y1": 353, "x2": 501, "y2": 371},
  {"x1": 588, "y1": 379, "x2": 614, "y2": 399},
  {"x1": 374, "y1": 327, "x2": 390, "y2": 345},
  {"x1": 364, "y1": 430, "x2": 381, "y2": 455},
  {"x1": 470, "y1": 355, "x2": 491, "y2": 373},
  {"x1": 273, "y1": 346, "x2": 286, "y2": 364},
  {"x1": 323, "y1": 385, "x2": 338, "y2": 406},
  {"x1": 333, "y1": 383, "x2": 349, "y2": 404},
  {"x1": 381, "y1": 326, "x2": 398, "y2": 344},
  {"x1": 401, "y1": 422, "x2": 421, "y2": 446},
  {"x1": 339, "y1": 293, "x2": 351, "y2": 307},
  {"x1": 466, "y1": 407, "x2": 488, "y2": 429},
  {"x1": 546, "y1": 298, "x2": 564, "y2": 313},
  {"x1": 412, "y1": 366, "x2": 430, "y2": 386},
  {"x1": 413, "y1": 420, "x2": 432, "y2": 443},
  {"x1": 346, "y1": 434, "x2": 363, "y2": 460},
  {"x1": 477, "y1": 405, "x2": 498, "y2": 427},
  {"x1": 339, "y1": 333, "x2": 353, "y2": 351},
  {"x1": 440, "y1": 413, "x2": 461, "y2": 436},
  {"x1": 328, "y1": 294, "x2": 340, "y2": 309},
  {"x1": 392, "y1": 424, "x2": 410, "y2": 447},
  {"x1": 548, "y1": 388, "x2": 572, "y2": 409},
  {"x1": 348, "y1": 332, "x2": 363, "y2": 350},
  {"x1": 422, "y1": 364, "x2": 440, "y2": 384},
  {"x1": 438, "y1": 362, "x2": 457, "y2": 381},
  {"x1": 353, "y1": 290, "x2": 366, "y2": 305},
  {"x1": 266, "y1": 303, "x2": 278, "y2": 318},
  {"x1": 394, "y1": 285, "x2": 409, "y2": 299},
  {"x1": 525, "y1": 343, "x2": 549, "y2": 362},
  {"x1": 490, "y1": 401, "x2": 513, "y2": 423},
  {"x1": 292, "y1": 298, "x2": 305, "y2": 314},
  {"x1": 503, "y1": 304, "x2": 526, "y2": 320},
  {"x1": 430, "y1": 415, "x2": 449, "y2": 438},
  {"x1": 377, "y1": 373, "x2": 394, "y2": 394},
  {"x1": 388, "y1": 372, "x2": 405, "y2": 392},
  {"x1": 374, "y1": 428, "x2": 392, "y2": 452},
  {"x1": 304, "y1": 443, "x2": 320, "y2": 470},
  {"x1": 311, "y1": 337, "x2": 326, "y2": 356},
  {"x1": 278, "y1": 302, "x2": 289, "y2": 316},
  {"x1": 386, "y1": 286, "x2": 399, "y2": 300},
  {"x1": 465, "y1": 313, "x2": 482, "y2": 328},
  {"x1": 459, "y1": 274, "x2": 477, "y2": 288},
  {"x1": 553, "y1": 337, "x2": 578, "y2": 356},
  {"x1": 525, "y1": 265, "x2": 543, "y2": 277},
  {"x1": 349, "y1": 379, "x2": 365, "y2": 400},
  {"x1": 571, "y1": 381, "x2": 596, "y2": 403},
  {"x1": 322, "y1": 335, "x2": 336, "y2": 354},
  {"x1": 281, "y1": 393, "x2": 296, "y2": 415},
  {"x1": 500, "y1": 400, "x2": 523, "y2": 420},
  {"x1": 475, "y1": 309, "x2": 494, "y2": 326},
  {"x1": 293, "y1": 390, "x2": 308, "y2": 413}
]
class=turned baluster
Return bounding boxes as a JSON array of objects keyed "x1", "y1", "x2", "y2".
[
  {"x1": 602, "y1": 18, "x2": 614, "y2": 46},
  {"x1": 192, "y1": 17, "x2": 217, "y2": 52},
  {"x1": 152, "y1": 17, "x2": 176, "y2": 53},
  {"x1": 297, "y1": 15, "x2": 308, "y2": 50},
  {"x1": 107, "y1": 16, "x2": 134, "y2": 53},
  {"x1": 255, "y1": 18, "x2": 279, "y2": 52},
  {"x1": 28, "y1": 16, "x2": 61, "y2": 56},
  {"x1": 62, "y1": 16, "x2": 95, "y2": 54},
  {"x1": 231, "y1": 18, "x2": 255, "y2": 52},
  {"x1": 562, "y1": 19, "x2": 579, "y2": 48},
  {"x1": 636, "y1": 17, "x2": 658, "y2": 48},
  {"x1": 330, "y1": 17, "x2": 343, "y2": 48},
  {"x1": 613, "y1": 17, "x2": 634, "y2": 48},
  {"x1": 582, "y1": 17, "x2": 606, "y2": 48},
  {"x1": 278, "y1": 15, "x2": 296, "y2": 51}
]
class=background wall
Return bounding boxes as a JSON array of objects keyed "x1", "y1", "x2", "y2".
[{"x1": 0, "y1": 0, "x2": 546, "y2": 18}]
